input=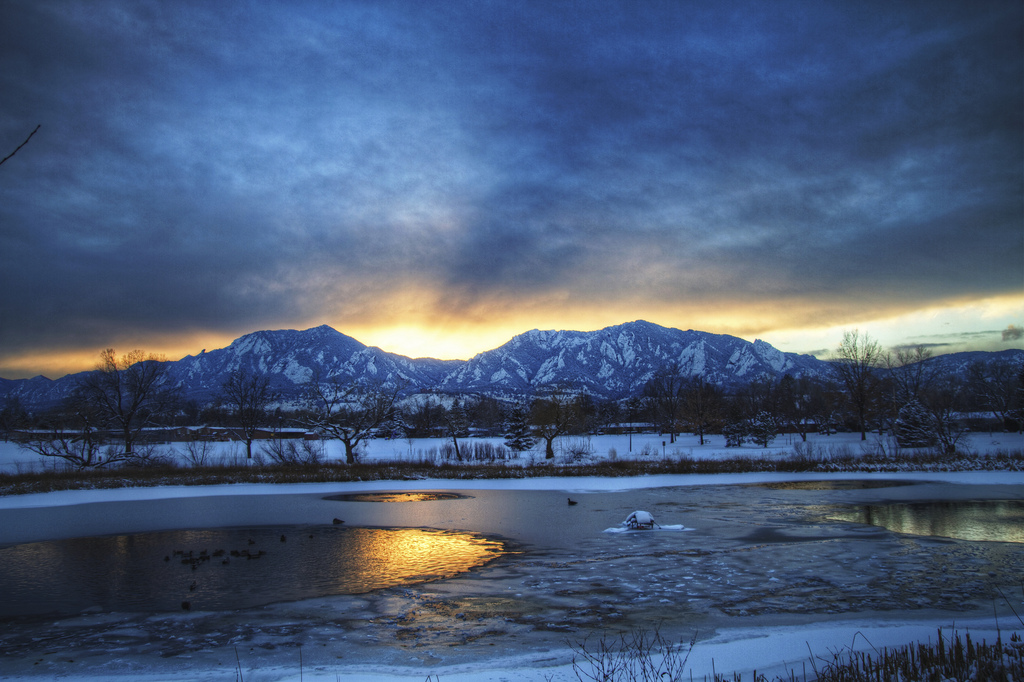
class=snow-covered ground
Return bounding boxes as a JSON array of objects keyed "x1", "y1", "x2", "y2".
[
  {"x1": 358, "y1": 430, "x2": 1024, "y2": 465},
  {"x1": 1, "y1": 433, "x2": 1022, "y2": 681},
  {"x1": 2, "y1": 429, "x2": 1022, "y2": 473}
]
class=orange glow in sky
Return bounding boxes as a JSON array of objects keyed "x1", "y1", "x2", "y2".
[{"x1": 4, "y1": 294, "x2": 1019, "y2": 381}]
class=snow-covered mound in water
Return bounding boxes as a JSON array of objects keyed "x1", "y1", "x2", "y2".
[{"x1": 603, "y1": 524, "x2": 692, "y2": 533}]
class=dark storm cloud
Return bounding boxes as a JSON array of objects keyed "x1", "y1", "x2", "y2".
[
  {"x1": 0, "y1": 0, "x2": 1021, "y2": 373},
  {"x1": 438, "y1": 1, "x2": 1023, "y2": 302}
]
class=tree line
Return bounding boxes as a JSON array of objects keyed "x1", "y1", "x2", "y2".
[{"x1": 2, "y1": 331, "x2": 1022, "y2": 469}]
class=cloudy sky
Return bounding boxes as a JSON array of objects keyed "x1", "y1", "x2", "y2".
[{"x1": 1, "y1": 1, "x2": 1021, "y2": 379}]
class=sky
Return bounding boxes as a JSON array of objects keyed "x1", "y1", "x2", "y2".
[{"x1": 0, "y1": 0, "x2": 1021, "y2": 380}]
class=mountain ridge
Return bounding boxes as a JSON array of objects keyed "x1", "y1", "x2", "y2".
[{"x1": 2, "y1": 321, "x2": 1021, "y2": 409}]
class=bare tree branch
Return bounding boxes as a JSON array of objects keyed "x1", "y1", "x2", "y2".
[
  {"x1": 301, "y1": 368, "x2": 404, "y2": 464},
  {"x1": 0, "y1": 124, "x2": 41, "y2": 167},
  {"x1": 833, "y1": 329, "x2": 883, "y2": 441},
  {"x1": 220, "y1": 367, "x2": 277, "y2": 459}
]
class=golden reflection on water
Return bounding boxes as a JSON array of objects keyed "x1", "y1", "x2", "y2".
[
  {"x1": 0, "y1": 526, "x2": 505, "y2": 617},
  {"x1": 326, "y1": 492, "x2": 471, "y2": 503},
  {"x1": 331, "y1": 528, "x2": 504, "y2": 592},
  {"x1": 828, "y1": 501, "x2": 1024, "y2": 543}
]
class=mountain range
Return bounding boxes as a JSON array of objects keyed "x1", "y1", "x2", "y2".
[{"x1": 2, "y1": 320, "x2": 1021, "y2": 410}]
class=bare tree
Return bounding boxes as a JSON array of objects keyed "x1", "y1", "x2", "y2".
[
  {"x1": 679, "y1": 376, "x2": 723, "y2": 445},
  {"x1": 968, "y1": 359, "x2": 1022, "y2": 431},
  {"x1": 76, "y1": 349, "x2": 176, "y2": 459},
  {"x1": 833, "y1": 330, "x2": 883, "y2": 440},
  {"x1": 922, "y1": 375, "x2": 969, "y2": 454},
  {"x1": 812, "y1": 378, "x2": 845, "y2": 436},
  {"x1": 776, "y1": 374, "x2": 819, "y2": 442},
  {"x1": 884, "y1": 345, "x2": 938, "y2": 403},
  {"x1": 441, "y1": 400, "x2": 470, "y2": 461},
  {"x1": 643, "y1": 365, "x2": 686, "y2": 442},
  {"x1": 465, "y1": 395, "x2": 505, "y2": 436},
  {"x1": 302, "y1": 368, "x2": 402, "y2": 464},
  {"x1": 1015, "y1": 363, "x2": 1024, "y2": 432},
  {"x1": 22, "y1": 398, "x2": 113, "y2": 468},
  {"x1": 531, "y1": 386, "x2": 576, "y2": 459},
  {"x1": 0, "y1": 395, "x2": 28, "y2": 442},
  {"x1": 737, "y1": 375, "x2": 781, "y2": 426},
  {"x1": 220, "y1": 367, "x2": 277, "y2": 459}
]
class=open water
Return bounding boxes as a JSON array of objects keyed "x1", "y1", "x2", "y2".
[{"x1": 0, "y1": 478, "x2": 1022, "y2": 678}]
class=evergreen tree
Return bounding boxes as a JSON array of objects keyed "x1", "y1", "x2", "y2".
[
  {"x1": 894, "y1": 400, "x2": 935, "y2": 448},
  {"x1": 748, "y1": 411, "x2": 778, "y2": 447},
  {"x1": 378, "y1": 409, "x2": 410, "y2": 441},
  {"x1": 503, "y1": 402, "x2": 536, "y2": 452},
  {"x1": 723, "y1": 420, "x2": 748, "y2": 447}
]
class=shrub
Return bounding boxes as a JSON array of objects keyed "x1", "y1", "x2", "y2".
[
  {"x1": 179, "y1": 437, "x2": 217, "y2": 467},
  {"x1": 259, "y1": 438, "x2": 325, "y2": 466},
  {"x1": 569, "y1": 626, "x2": 696, "y2": 682},
  {"x1": 563, "y1": 436, "x2": 594, "y2": 462}
]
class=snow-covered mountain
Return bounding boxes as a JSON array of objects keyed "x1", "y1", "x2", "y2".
[
  {"x1": 162, "y1": 325, "x2": 459, "y2": 404},
  {"x1": 0, "y1": 325, "x2": 460, "y2": 410},
  {"x1": 2, "y1": 321, "x2": 1021, "y2": 410},
  {"x1": 437, "y1": 320, "x2": 825, "y2": 399}
]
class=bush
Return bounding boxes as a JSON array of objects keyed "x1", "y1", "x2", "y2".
[
  {"x1": 259, "y1": 438, "x2": 325, "y2": 466},
  {"x1": 569, "y1": 626, "x2": 695, "y2": 682},
  {"x1": 563, "y1": 436, "x2": 594, "y2": 461},
  {"x1": 179, "y1": 438, "x2": 217, "y2": 467},
  {"x1": 431, "y1": 440, "x2": 516, "y2": 462}
]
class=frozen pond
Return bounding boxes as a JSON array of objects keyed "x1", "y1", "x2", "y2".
[
  {"x1": 1, "y1": 475, "x2": 1023, "y2": 679},
  {"x1": 0, "y1": 526, "x2": 504, "y2": 617}
]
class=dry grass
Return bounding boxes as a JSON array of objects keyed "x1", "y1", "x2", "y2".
[
  {"x1": 809, "y1": 628, "x2": 1023, "y2": 682},
  {"x1": 568, "y1": 619, "x2": 1024, "y2": 681}
]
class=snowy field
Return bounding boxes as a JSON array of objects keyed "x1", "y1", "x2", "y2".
[
  {"x1": 0, "y1": 432, "x2": 1022, "y2": 681},
  {"x1": 2, "y1": 429, "x2": 1022, "y2": 474}
]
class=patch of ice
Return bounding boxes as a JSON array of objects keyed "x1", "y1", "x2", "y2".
[{"x1": 603, "y1": 525, "x2": 692, "y2": 534}]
